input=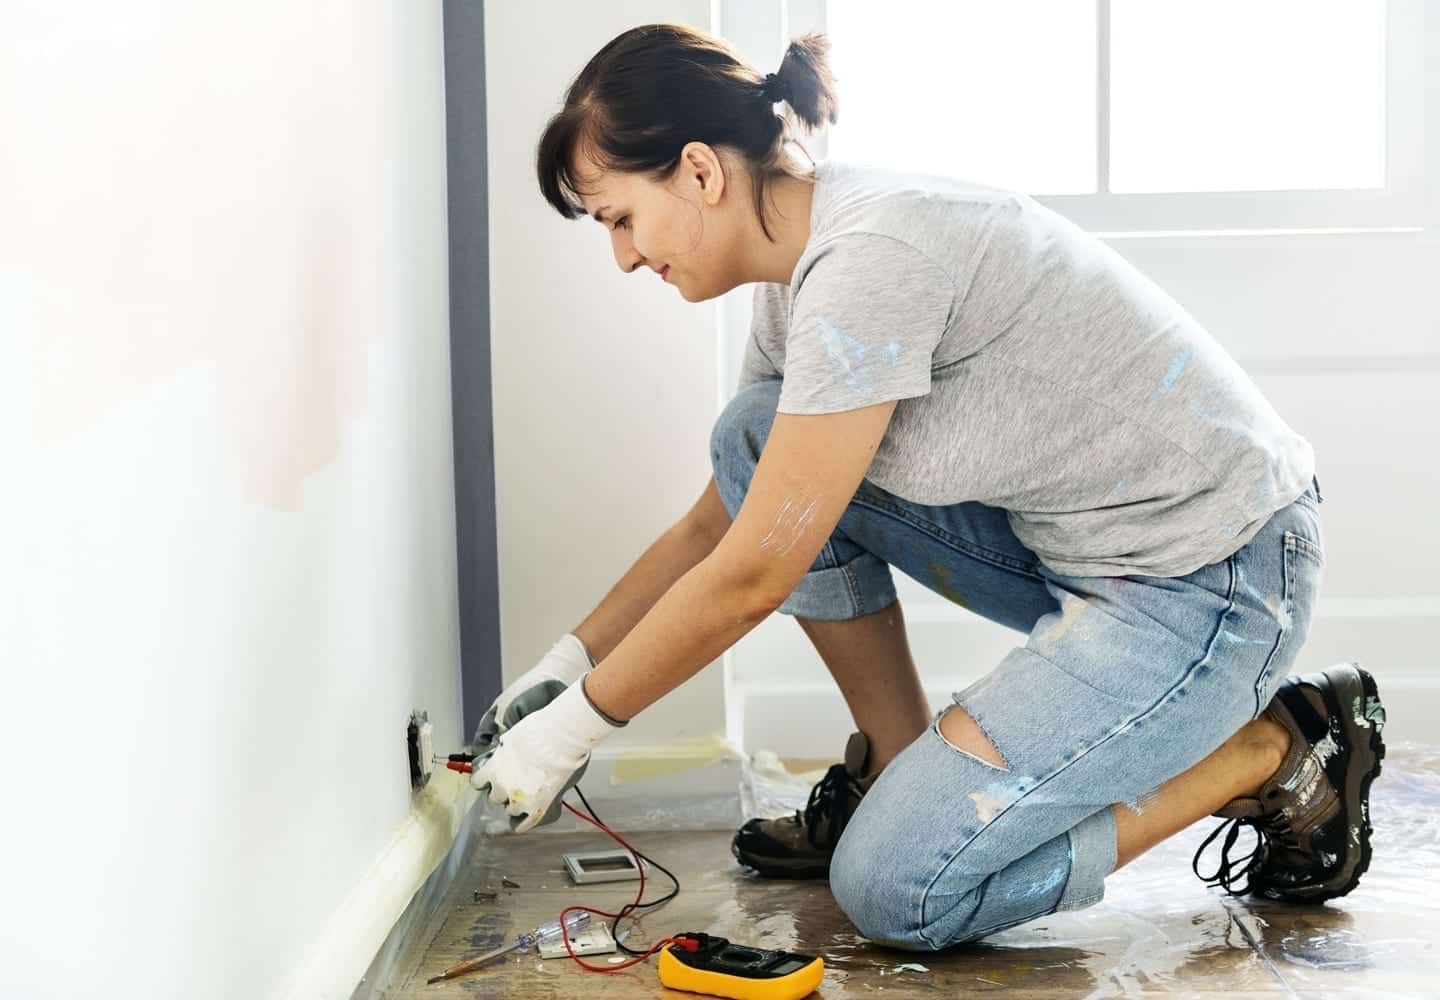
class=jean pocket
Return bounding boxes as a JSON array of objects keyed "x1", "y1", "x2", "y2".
[{"x1": 1252, "y1": 531, "x2": 1326, "y2": 718}]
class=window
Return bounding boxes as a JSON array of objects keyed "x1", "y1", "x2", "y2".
[
  {"x1": 1109, "y1": 0, "x2": 1385, "y2": 193},
  {"x1": 822, "y1": 0, "x2": 1425, "y2": 232},
  {"x1": 827, "y1": 1, "x2": 1097, "y2": 194}
]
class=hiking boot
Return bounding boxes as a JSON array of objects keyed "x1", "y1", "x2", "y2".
[
  {"x1": 1193, "y1": 663, "x2": 1386, "y2": 902},
  {"x1": 731, "y1": 731, "x2": 877, "y2": 879}
]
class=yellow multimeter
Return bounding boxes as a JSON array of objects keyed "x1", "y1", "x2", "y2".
[{"x1": 656, "y1": 932, "x2": 824, "y2": 1000}]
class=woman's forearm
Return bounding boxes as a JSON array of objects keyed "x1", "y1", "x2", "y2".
[
  {"x1": 583, "y1": 555, "x2": 775, "y2": 722},
  {"x1": 571, "y1": 518, "x2": 726, "y2": 664}
]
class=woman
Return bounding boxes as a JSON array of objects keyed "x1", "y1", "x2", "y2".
[{"x1": 468, "y1": 24, "x2": 1387, "y2": 950}]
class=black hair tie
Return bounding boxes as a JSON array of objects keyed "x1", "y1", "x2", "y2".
[{"x1": 762, "y1": 71, "x2": 786, "y2": 103}]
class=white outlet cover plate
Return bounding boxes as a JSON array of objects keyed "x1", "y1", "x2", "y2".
[
  {"x1": 417, "y1": 719, "x2": 434, "y2": 779},
  {"x1": 536, "y1": 921, "x2": 617, "y2": 959}
]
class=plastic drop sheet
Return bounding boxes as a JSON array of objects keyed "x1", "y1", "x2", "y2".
[
  {"x1": 735, "y1": 739, "x2": 1440, "y2": 997},
  {"x1": 451, "y1": 742, "x2": 1438, "y2": 997}
]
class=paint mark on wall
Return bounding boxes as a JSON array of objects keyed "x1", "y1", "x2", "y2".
[{"x1": 23, "y1": 57, "x2": 396, "y2": 513}]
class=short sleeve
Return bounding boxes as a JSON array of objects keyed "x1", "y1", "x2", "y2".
[{"x1": 777, "y1": 234, "x2": 954, "y2": 415}]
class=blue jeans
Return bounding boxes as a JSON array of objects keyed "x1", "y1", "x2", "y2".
[{"x1": 711, "y1": 379, "x2": 1326, "y2": 950}]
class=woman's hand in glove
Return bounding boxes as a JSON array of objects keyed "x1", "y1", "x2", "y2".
[
  {"x1": 470, "y1": 633, "x2": 596, "y2": 753},
  {"x1": 469, "y1": 676, "x2": 624, "y2": 833}
]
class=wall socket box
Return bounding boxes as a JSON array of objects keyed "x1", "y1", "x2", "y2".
[{"x1": 407, "y1": 710, "x2": 434, "y2": 790}]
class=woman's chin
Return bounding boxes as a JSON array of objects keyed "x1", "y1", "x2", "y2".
[{"x1": 678, "y1": 276, "x2": 736, "y2": 303}]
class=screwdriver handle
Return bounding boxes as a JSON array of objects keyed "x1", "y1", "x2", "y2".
[
  {"x1": 424, "y1": 911, "x2": 589, "y2": 984},
  {"x1": 424, "y1": 939, "x2": 520, "y2": 983},
  {"x1": 529, "y1": 909, "x2": 590, "y2": 948}
]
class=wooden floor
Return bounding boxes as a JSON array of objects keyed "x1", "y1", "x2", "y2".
[{"x1": 390, "y1": 742, "x2": 1440, "y2": 998}]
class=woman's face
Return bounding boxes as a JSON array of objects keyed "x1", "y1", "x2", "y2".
[{"x1": 573, "y1": 142, "x2": 749, "y2": 302}]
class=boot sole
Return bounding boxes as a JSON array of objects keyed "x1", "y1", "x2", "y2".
[{"x1": 1267, "y1": 663, "x2": 1385, "y2": 902}]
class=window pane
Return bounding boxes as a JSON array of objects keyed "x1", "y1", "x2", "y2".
[
  {"x1": 1110, "y1": 0, "x2": 1386, "y2": 193},
  {"x1": 825, "y1": 1, "x2": 1096, "y2": 194}
]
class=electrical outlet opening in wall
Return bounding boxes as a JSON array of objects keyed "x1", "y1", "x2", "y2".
[{"x1": 407, "y1": 710, "x2": 434, "y2": 791}]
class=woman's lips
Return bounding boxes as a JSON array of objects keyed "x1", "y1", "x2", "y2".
[{"x1": 660, "y1": 265, "x2": 670, "y2": 281}]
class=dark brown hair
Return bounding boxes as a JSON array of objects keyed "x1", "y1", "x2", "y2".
[{"x1": 537, "y1": 24, "x2": 839, "y2": 242}]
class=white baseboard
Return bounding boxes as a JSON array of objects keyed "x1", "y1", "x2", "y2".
[{"x1": 271, "y1": 771, "x2": 477, "y2": 1000}]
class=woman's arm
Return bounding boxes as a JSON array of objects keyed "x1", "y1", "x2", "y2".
[
  {"x1": 585, "y1": 400, "x2": 900, "y2": 721},
  {"x1": 470, "y1": 407, "x2": 899, "y2": 830}
]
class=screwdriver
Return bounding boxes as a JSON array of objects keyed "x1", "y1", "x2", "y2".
[{"x1": 425, "y1": 910, "x2": 591, "y2": 984}]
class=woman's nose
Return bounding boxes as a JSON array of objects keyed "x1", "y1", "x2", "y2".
[{"x1": 610, "y1": 231, "x2": 644, "y2": 273}]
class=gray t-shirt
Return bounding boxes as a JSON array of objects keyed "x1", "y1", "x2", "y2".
[{"x1": 738, "y1": 159, "x2": 1314, "y2": 578}]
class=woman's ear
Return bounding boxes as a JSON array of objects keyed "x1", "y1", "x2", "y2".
[{"x1": 679, "y1": 141, "x2": 726, "y2": 208}]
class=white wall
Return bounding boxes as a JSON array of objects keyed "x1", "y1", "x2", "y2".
[
  {"x1": 485, "y1": 0, "x2": 731, "y2": 753},
  {"x1": 1, "y1": 4, "x2": 459, "y2": 998}
]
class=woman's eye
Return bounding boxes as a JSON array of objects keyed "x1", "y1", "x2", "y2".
[{"x1": 613, "y1": 216, "x2": 629, "y2": 231}]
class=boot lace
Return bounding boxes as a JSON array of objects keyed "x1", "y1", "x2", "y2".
[
  {"x1": 1192, "y1": 811, "x2": 1302, "y2": 895},
  {"x1": 799, "y1": 763, "x2": 859, "y2": 850}
]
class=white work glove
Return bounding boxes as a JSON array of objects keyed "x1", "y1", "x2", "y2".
[
  {"x1": 470, "y1": 633, "x2": 596, "y2": 753},
  {"x1": 469, "y1": 677, "x2": 624, "y2": 832}
]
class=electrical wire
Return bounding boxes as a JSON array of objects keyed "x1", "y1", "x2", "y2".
[
  {"x1": 570, "y1": 785, "x2": 681, "y2": 954},
  {"x1": 440, "y1": 753, "x2": 686, "y2": 974},
  {"x1": 552, "y1": 788, "x2": 684, "y2": 972}
]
